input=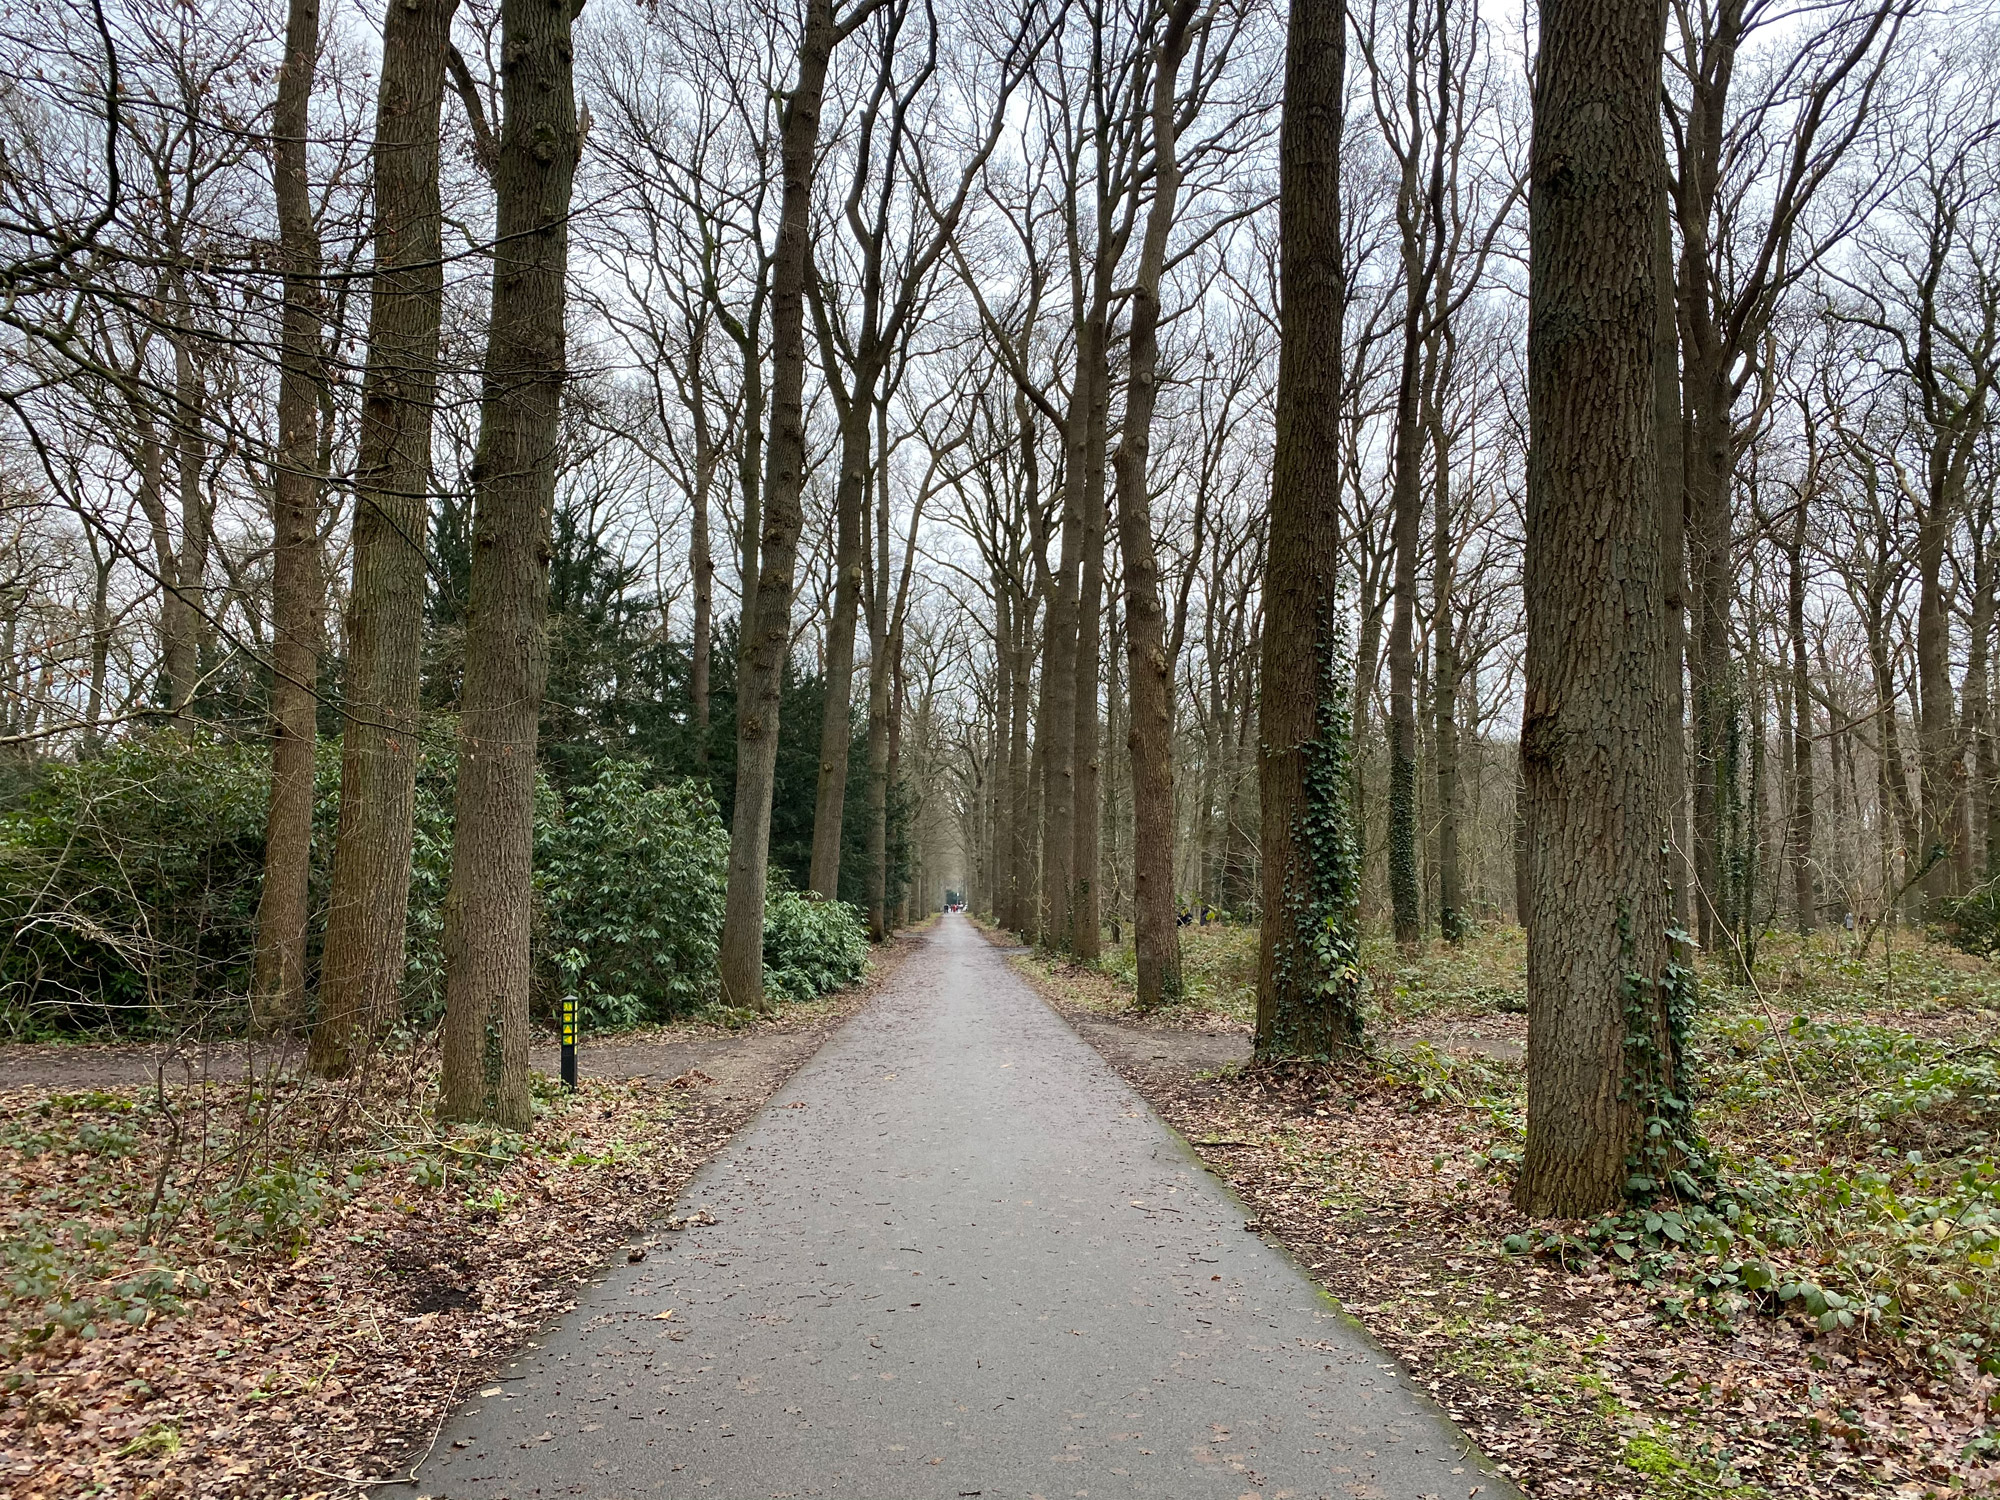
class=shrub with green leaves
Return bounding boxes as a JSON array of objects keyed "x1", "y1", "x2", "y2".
[
  {"x1": 2, "y1": 739, "x2": 868, "y2": 1038},
  {"x1": 540, "y1": 761, "x2": 729, "y2": 1026},
  {"x1": 762, "y1": 881, "x2": 869, "y2": 1004}
]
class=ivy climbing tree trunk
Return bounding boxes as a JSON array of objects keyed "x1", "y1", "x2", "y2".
[
  {"x1": 310, "y1": 0, "x2": 459, "y2": 1078},
  {"x1": 437, "y1": 0, "x2": 580, "y2": 1128},
  {"x1": 1256, "y1": 0, "x2": 1362, "y2": 1058},
  {"x1": 1515, "y1": 0, "x2": 1677, "y2": 1217}
]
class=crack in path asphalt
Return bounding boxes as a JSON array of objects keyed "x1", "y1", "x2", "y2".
[{"x1": 388, "y1": 915, "x2": 1519, "y2": 1500}]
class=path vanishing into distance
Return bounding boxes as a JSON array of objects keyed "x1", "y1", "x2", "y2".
[{"x1": 391, "y1": 916, "x2": 1519, "y2": 1500}]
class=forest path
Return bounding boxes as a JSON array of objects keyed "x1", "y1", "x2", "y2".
[{"x1": 387, "y1": 915, "x2": 1518, "y2": 1500}]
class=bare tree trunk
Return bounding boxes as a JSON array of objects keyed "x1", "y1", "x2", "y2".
[
  {"x1": 1256, "y1": 0, "x2": 1359, "y2": 1057},
  {"x1": 1974, "y1": 505, "x2": 1999, "y2": 877},
  {"x1": 1512, "y1": 756, "x2": 1531, "y2": 925},
  {"x1": 1386, "y1": 276, "x2": 1425, "y2": 949},
  {"x1": 688, "y1": 332, "x2": 716, "y2": 768},
  {"x1": 1013, "y1": 390, "x2": 1043, "y2": 937},
  {"x1": 1656, "y1": 189, "x2": 1691, "y2": 934},
  {"x1": 165, "y1": 278, "x2": 208, "y2": 730},
  {"x1": 1009, "y1": 594, "x2": 1034, "y2": 932},
  {"x1": 252, "y1": 0, "x2": 326, "y2": 1033},
  {"x1": 1070, "y1": 341, "x2": 1110, "y2": 960},
  {"x1": 1515, "y1": 0, "x2": 1674, "y2": 1218},
  {"x1": 437, "y1": 0, "x2": 579, "y2": 1127},
  {"x1": 310, "y1": 0, "x2": 460, "y2": 1078},
  {"x1": 1039, "y1": 396, "x2": 1083, "y2": 947},
  {"x1": 1686, "y1": 337, "x2": 1732, "y2": 949},
  {"x1": 865, "y1": 404, "x2": 892, "y2": 940},
  {"x1": 992, "y1": 589, "x2": 1014, "y2": 921},
  {"x1": 809, "y1": 400, "x2": 868, "y2": 899},
  {"x1": 717, "y1": 0, "x2": 844, "y2": 1011},
  {"x1": 83, "y1": 544, "x2": 112, "y2": 753},
  {"x1": 1115, "y1": 0, "x2": 1199, "y2": 1008},
  {"x1": 1429, "y1": 351, "x2": 1463, "y2": 942},
  {"x1": 1786, "y1": 502, "x2": 1816, "y2": 932},
  {"x1": 1916, "y1": 466, "x2": 1964, "y2": 906}
]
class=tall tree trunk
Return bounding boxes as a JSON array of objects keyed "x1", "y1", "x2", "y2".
[
  {"x1": 1429, "y1": 352, "x2": 1463, "y2": 942},
  {"x1": 1656, "y1": 188, "x2": 1691, "y2": 935},
  {"x1": 1863, "y1": 596, "x2": 1921, "y2": 900},
  {"x1": 1974, "y1": 517, "x2": 1998, "y2": 876},
  {"x1": 1039, "y1": 384, "x2": 1084, "y2": 948},
  {"x1": 864, "y1": 405, "x2": 892, "y2": 940},
  {"x1": 1070, "y1": 336, "x2": 1110, "y2": 960},
  {"x1": 731, "y1": 332, "x2": 766, "y2": 608},
  {"x1": 991, "y1": 590, "x2": 1014, "y2": 923},
  {"x1": 1672, "y1": 0, "x2": 1737, "y2": 953},
  {"x1": 252, "y1": 0, "x2": 326, "y2": 1034},
  {"x1": 1008, "y1": 595, "x2": 1033, "y2": 932},
  {"x1": 165, "y1": 280, "x2": 208, "y2": 730},
  {"x1": 688, "y1": 331, "x2": 715, "y2": 769},
  {"x1": 1015, "y1": 391, "x2": 1045, "y2": 938},
  {"x1": 1786, "y1": 503, "x2": 1815, "y2": 933},
  {"x1": 1515, "y1": 0, "x2": 1674, "y2": 1217},
  {"x1": 438, "y1": 0, "x2": 579, "y2": 1127},
  {"x1": 1106, "y1": 580, "x2": 1127, "y2": 944},
  {"x1": 1256, "y1": 0, "x2": 1359, "y2": 1057},
  {"x1": 1115, "y1": 0, "x2": 1197, "y2": 1007},
  {"x1": 1685, "y1": 319, "x2": 1732, "y2": 951},
  {"x1": 717, "y1": 0, "x2": 841, "y2": 1011},
  {"x1": 83, "y1": 545, "x2": 112, "y2": 753},
  {"x1": 1916, "y1": 462, "x2": 1963, "y2": 907},
  {"x1": 809, "y1": 397, "x2": 870, "y2": 899},
  {"x1": 310, "y1": 0, "x2": 460, "y2": 1077},
  {"x1": 1386, "y1": 264, "x2": 1426, "y2": 949}
]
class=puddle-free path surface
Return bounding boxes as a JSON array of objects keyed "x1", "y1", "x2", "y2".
[{"x1": 391, "y1": 915, "x2": 1517, "y2": 1499}]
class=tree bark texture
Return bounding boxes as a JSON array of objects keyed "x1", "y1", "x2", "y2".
[
  {"x1": 865, "y1": 402, "x2": 893, "y2": 940},
  {"x1": 438, "y1": 0, "x2": 580, "y2": 1127},
  {"x1": 1114, "y1": 0, "x2": 1197, "y2": 1008},
  {"x1": 251, "y1": 0, "x2": 326, "y2": 1035},
  {"x1": 1516, "y1": 0, "x2": 1675, "y2": 1218},
  {"x1": 688, "y1": 330, "x2": 716, "y2": 768},
  {"x1": 163, "y1": 289, "x2": 209, "y2": 730},
  {"x1": 1256, "y1": 0, "x2": 1361, "y2": 1058},
  {"x1": 1429, "y1": 345, "x2": 1463, "y2": 942},
  {"x1": 1654, "y1": 186, "x2": 1691, "y2": 935},
  {"x1": 1070, "y1": 340, "x2": 1110, "y2": 960},
  {"x1": 717, "y1": 0, "x2": 838, "y2": 1012},
  {"x1": 809, "y1": 384, "x2": 869, "y2": 900},
  {"x1": 311, "y1": 0, "x2": 459, "y2": 1077},
  {"x1": 1786, "y1": 501, "x2": 1816, "y2": 931},
  {"x1": 1386, "y1": 260, "x2": 1426, "y2": 949}
]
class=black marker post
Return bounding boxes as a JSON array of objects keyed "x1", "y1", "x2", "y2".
[{"x1": 561, "y1": 993, "x2": 579, "y2": 1091}]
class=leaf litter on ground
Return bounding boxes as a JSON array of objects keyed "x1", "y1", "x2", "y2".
[
  {"x1": 1007, "y1": 920, "x2": 2000, "y2": 1500},
  {"x1": 0, "y1": 933, "x2": 916, "y2": 1498}
]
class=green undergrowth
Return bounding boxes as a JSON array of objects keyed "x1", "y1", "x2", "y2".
[
  {"x1": 1320, "y1": 925, "x2": 2000, "y2": 1397},
  {"x1": 1428, "y1": 1302, "x2": 1766, "y2": 1497},
  {"x1": 1051, "y1": 921, "x2": 1260, "y2": 1026}
]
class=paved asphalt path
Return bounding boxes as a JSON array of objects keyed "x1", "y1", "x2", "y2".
[{"x1": 391, "y1": 916, "x2": 1518, "y2": 1500}]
